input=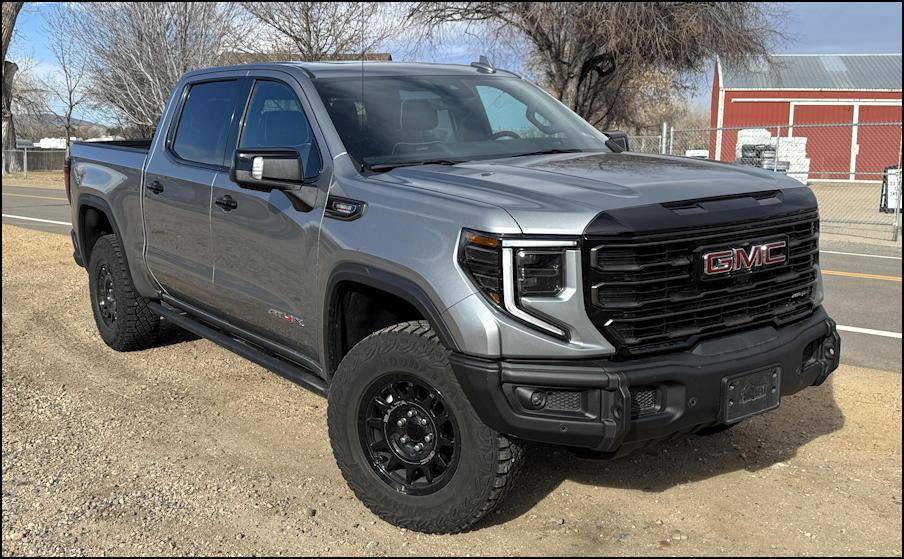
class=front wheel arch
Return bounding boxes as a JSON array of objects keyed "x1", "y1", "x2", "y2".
[{"x1": 322, "y1": 264, "x2": 461, "y2": 376}]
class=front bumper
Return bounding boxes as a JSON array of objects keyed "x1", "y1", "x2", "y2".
[{"x1": 450, "y1": 307, "x2": 840, "y2": 454}]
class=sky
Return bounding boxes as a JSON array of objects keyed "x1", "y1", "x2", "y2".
[{"x1": 9, "y1": 2, "x2": 904, "y2": 123}]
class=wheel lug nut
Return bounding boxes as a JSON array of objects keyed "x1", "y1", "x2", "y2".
[
  {"x1": 414, "y1": 443, "x2": 424, "y2": 451},
  {"x1": 397, "y1": 418, "x2": 407, "y2": 427},
  {"x1": 424, "y1": 434, "x2": 432, "y2": 443},
  {"x1": 419, "y1": 418, "x2": 428, "y2": 426},
  {"x1": 406, "y1": 410, "x2": 416, "y2": 418},
  {"x1": 400, "y1": 435, "x2": 409, "y2": 443}
]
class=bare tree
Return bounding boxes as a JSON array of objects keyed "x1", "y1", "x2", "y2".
[
  {"x1": 70, "y1": 2, "x2": 240, "y2": 135},
  {"x1": 2, "y1": 1, "x2": 26, "y2": 173},
  {"x1": 410, "y1": 2, "x2": 783, "y2": 129},
  {"x1": 10, "y1": 57, "x2": 48, "y2": 134},
  {"x1": 41, "y1": 4, "x2": 89, "y2": 146},
  {"x1": 240, "y1": 2, "x2": 407, "y2": 60}
]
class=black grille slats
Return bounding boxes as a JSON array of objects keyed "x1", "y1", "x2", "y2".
[{"x1": 585, "y1": 210, "x2": 819, "y2": 357}]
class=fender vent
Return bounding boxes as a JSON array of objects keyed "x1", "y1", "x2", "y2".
[
  {"x1": 544, "y1": 390, "x2": 582, "y2": 411},
  {"x1": 630, "y1": 387, "x2": 660, "y2": 418}
]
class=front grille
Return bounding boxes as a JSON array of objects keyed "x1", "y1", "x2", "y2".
[{"x1": 584, "y1": 209, "x2": 819, "y2": 357}]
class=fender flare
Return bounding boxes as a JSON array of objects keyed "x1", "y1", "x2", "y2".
[
  {"x1": 323, "y1": 263, "x2": 461, "y2": 371},
  {"x1": 76, "y1": 194, "x2": 127, "y2": 269}
]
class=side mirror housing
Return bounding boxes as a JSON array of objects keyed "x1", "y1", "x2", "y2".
[
  {"x1": 604, "y1": 131, "x2": 630, "y2": 152},
  {"x1": 232, "y1": 149, "x2": 305, "y2": 190}
]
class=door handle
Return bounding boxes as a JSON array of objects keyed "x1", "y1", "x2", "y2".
[
  {"x1": 215, "y1": 195, "x2": 238, "y2": 211},
  {"x1": 147, "y1": 180, "x2": 164, "y2": 194}
]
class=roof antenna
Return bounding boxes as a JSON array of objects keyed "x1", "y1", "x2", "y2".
[
  {"x1": 359, "y1": 13, "x2": 367, "y2": 172},
  {"x1": 470, "y1": 54, "x2": 496, "y2": 74}
]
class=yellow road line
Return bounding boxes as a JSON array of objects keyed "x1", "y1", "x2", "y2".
[
  {"x1": 2, "y1": 192, "x2": 68, "y2": 201},
  {"x1": 823, "y1": 270, "x2": 902, "y2": 282}
]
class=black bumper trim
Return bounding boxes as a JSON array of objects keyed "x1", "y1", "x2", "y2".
[{"x1": 450, "y1": 307, "x2": 840, "y2": 453}]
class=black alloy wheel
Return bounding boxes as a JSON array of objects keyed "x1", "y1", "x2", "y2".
[
  {"x1": 358, "y1": 375, "x2": 460, "y2": 495},
  {"x1": 95, "y1": 263, "x2": 117, "y2": 327}
]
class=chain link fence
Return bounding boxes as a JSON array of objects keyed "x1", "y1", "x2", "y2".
[
  {"x1": 631, "y1": 121, "x2": 903, "y2": 240},
  {"x1": 2, "y1": 149, "x2": 68, "y2": 176}
]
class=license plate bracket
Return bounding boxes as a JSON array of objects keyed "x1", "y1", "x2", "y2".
[{"x1": 721, "y1": 367, "x2": 781, "y2": 423}]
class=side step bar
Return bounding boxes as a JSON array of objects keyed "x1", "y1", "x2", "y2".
[{"x1": 149, "y1": 301, "x2": 329, "y2": 397}]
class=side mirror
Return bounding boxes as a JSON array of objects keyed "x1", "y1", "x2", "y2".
[
  {"x1": 604, "y1": 131, "x2": 630, "y2": 153},
  {"x1": 231, "y1": 149, "x2": 305, "y2": 190}
]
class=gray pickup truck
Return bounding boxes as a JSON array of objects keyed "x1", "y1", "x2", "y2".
[{"x1": 68, "y1": 60, "x2": 840, "y2": 533}]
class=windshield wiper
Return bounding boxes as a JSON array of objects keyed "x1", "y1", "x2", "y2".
[
  {"x1": 366, "y1": 159, "x2": 467, "y2": 172},
  {"x1": 509, "y1": 148, "x2": 586, "y2": 158}
]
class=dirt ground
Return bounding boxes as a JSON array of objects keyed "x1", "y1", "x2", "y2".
[{"x1": 2, "y1": 224, "x2": 902, "y2": 556}]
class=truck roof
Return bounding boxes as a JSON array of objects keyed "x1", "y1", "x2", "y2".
[{"x1": 184, "y1": 61, "x2": 520, "y2": 80}]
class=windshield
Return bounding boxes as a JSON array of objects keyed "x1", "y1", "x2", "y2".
[{"x1": 312, "y1": 75, "x2": 610, "y2": 170}]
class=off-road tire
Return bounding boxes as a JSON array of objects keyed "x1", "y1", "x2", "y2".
[
  {"x1": 327, "y1": 320, "x2": 523, "y2": 534},
  {"x1": 88, "y1": 234, "x2": 160, "y2": 351}
]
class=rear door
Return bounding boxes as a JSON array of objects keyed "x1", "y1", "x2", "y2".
[
  {"x1": 143, "y1": 77, "x2": 247, "y2": 307},
  {"x1": 210, "y1": 75, "x2": 328, "y2": 359}
]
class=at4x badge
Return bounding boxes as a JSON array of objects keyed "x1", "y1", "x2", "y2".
[{"x1": 268, "y1": 308, "x2": 305, "y2": 327}]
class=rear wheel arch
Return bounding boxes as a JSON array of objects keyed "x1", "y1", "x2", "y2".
[{"x1": 77, "y1": 195, "x2": 120, "y2": 266}]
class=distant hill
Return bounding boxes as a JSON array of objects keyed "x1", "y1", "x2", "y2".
[
  {"x1": 20, "y1": 113, "x2": 103, "y2": 130},
  {"x1": 16, "y1": 113, "x2": 109, "y2": 143}
]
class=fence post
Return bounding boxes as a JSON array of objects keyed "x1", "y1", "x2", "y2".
[
  {"x1": 894, "y1": 138, "x2": 902, "y2": 242},
  {"x1": 23, "y1": 147, "x2": 28, "y2": 179},
  {"x1": 660, "y1": 122, "x2": 668, "y2": 154},
  {"x1": 774, "y1": 126, "x2": 781, "y2": 172},
  {"x1": 669, "y1": 126, "x2": 675, "y2": 155},
  {"x1": 893, "y1": 178, "x2": 900, "y2": 242}
]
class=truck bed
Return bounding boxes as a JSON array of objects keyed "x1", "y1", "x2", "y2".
[
  {"x1": 74, "y1": 139, "x2": 152, "y2": 152},
  {"x1": 69, "y1": 140, "x2": 150, "y2": 182}
]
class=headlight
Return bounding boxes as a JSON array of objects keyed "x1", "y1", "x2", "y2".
[
  {"x1": 458, "y1": 229, "x2": 575, "y2": 338},
  {"x1": 515, "y1": 250, "x2": 564, "y2": 297}
]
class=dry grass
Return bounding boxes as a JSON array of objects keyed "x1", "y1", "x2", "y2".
[{"x1": 2, "y1": 171, "x2": 66, "y2": 190}]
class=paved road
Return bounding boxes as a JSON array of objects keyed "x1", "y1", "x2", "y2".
[
  {"x1": 2, "y1": 184, "x2": 71, "y2": 234},
  {"x1": 3, "y1": 183, "x2": 902, "y2": 372}
]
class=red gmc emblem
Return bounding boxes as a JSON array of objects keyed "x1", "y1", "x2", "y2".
[{"x1": 702, "y1": 241, "x2": 787, "y2": 276}]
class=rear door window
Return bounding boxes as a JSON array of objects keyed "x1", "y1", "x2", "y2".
[{"x1": 172, "y1": 80, "x2": 242, "y2": 167}]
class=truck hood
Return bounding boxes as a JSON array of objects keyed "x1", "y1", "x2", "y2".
[{"x1": 373, "y1": 151, "x2": 805, "y2": 234}]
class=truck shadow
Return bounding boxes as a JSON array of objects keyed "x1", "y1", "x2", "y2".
[
  {"x1": 149, "y1": 318, "x2": 201, "y2": 348},
  {"x1": 481, "y1": 380, "x2": 845, "y2": 528}
]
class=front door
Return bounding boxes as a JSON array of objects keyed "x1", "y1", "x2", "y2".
[
  {"x1": 144, "y1": 78, "x2": 245, "y2": 307},
  {"x1": 210, "y1": 77, "x2": 327, "y2": 359}
]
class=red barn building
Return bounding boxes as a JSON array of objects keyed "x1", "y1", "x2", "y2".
[{"x1": 710, "y1": 54, "x2": 902, "y2": 181}]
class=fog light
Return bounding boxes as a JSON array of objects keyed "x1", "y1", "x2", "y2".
[
  {"x1": 515, "y1": 387, "x2": 547, "y2": 410},
  {"x1": 530, "y1": 390, "x2": 546, "y2": 408}
]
